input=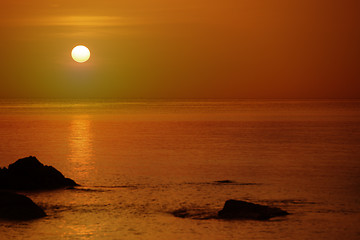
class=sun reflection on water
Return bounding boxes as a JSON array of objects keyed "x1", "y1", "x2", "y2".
[{"x1": 69, "y1": 115, "x2": 94, "y2": 179}]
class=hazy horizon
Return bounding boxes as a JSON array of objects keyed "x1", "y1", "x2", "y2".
[
  {"x1": 1, "y1": 0, "x2": 360, "y2": 99},
  {"x1": 1, "y1": 97, "x2": 360, "y2": 101}
]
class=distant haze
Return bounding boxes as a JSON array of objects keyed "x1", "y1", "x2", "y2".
[{"x1": 1, "y1": 0, "x2": 359, "y2": 99}]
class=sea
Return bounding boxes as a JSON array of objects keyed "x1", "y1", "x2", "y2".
[{"x1": 0, "y1": 99, "x2": 359, "y2": 240}]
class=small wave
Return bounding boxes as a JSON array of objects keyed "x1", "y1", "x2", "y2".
[
  {"x1": 41, "y1": 204, "x2": 73, "y2": 213},
  {"x1": 42, "y1": 203, "x2": 112, "y2": 215},
  {"x1": 91, "y1": 185, "x2": 138, "y2": 189},
  {"x1": 259, "y1": 199, "x2": 317, "y2": 206},
  {"x1": 213, "y1": 180, "x2": 260, "y2": 186},
  {"x1": 314, "y1": 208, "x2": 357, "y2": 214},
  {"x1": 185, "y1": 180, "x2": 260, "y2": 186},
  {"x1": 65, "y1": 186, "x2": 108, "y2": 192},
  {"x1": 170, "y1": 208, "x2": 217, "y2": 220}
]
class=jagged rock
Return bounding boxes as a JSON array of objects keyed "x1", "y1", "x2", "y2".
[
  {"x1": 218, "y1": 199, "x2": 289, "y2": 220},
  {"x1": 0, "y1": 191, "x2": 46, "y2": 220},
  {"x1": 0, "y1": 156, "x2": 78, "y2": 190}
]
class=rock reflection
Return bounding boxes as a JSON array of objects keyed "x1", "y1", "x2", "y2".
[{"x1": 69, "y1": 115, "x2": 94, "y2": 178}]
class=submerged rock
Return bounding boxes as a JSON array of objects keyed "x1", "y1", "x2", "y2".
[
  {"x1": 0, "y1": 191, "x2": 46, "y2": 220},
  {"x1": 0, "y1": 156, "x2": 78, "y2": 190},
  {"x1": 218, "y1": 199, "x2": 289, "y2": 220},
  {"x1": 214, "y1": 180, "x2": 235, "y2": 184}
]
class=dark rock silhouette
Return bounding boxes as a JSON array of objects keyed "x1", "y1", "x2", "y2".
[
  {"x1": 0, "y1": 191, "x2": 46, "y2": 220},
  {"x1": 218, "y1": 199, "x2": 289, "y2": 220},
  {"x1": 0, "y1": 156, "x2": 78, "y2": 190}
]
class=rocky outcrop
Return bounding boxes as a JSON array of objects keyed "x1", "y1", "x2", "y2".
[
  {"x1": 0, "y1": 156, "x2": 78, "y2": 190},
  {"x1": 0, "y1": 191, "x2": 46, "y2": 220},
  {"x1": 218, "y1": 199, "x2": 289, "y2": 220}
]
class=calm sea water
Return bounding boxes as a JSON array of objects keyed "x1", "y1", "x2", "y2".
[{"x1": 0, "y1": 100, "x2": 359, "y2": 239}]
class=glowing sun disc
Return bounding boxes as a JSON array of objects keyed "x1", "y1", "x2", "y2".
[{"x1": 71, "y1": 45, "x2": 90, "y2": 63}]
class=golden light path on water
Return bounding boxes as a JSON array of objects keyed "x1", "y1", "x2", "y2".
[
  {"x1": 0, "y1": 100, "x2": 360, "y2": 239},
  {"x1": 68, "y1": 115, "x2": 94, "y2": 179}
]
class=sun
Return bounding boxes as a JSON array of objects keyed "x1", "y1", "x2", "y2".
[{"x1": 71, "y1": 45, "x2": 90, "y2": 63}]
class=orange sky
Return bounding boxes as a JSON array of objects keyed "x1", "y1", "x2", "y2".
[{"x1": 0, "y1": 0, "x2": 359, "y2": 99}]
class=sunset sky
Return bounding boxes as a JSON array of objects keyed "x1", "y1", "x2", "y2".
[{"x1": 1, "y1": 0, "x2": 359, "y2": 99}]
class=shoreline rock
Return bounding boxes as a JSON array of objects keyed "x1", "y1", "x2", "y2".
[
  {"x1": 218, "y1": 199, "x2": 289, "y2": 220},
  {"x1": 0, "y1": 156, "x2": 78, "y2": 190},
  {"x1": 0, "y1": 191, "x2": 46, "y2": 220}
]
